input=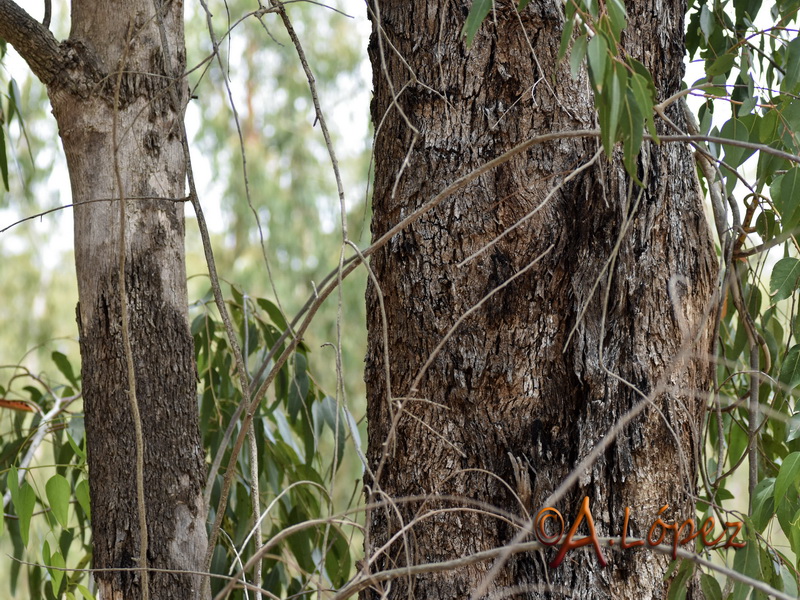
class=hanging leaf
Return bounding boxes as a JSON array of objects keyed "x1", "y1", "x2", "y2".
[
  {"x1": 51, "y1": 351, "x2": 79, "y2": 387},
  {"x1": 46, "y1": 474, "x2": 71, "y2": 529},
  {"x1": 770, "y1": 257, "x2": 800, "y2": 302},
  {"x1": 750, "y1": 478, "x2": 775, "y2": 532},
  {"x1": 75, "y1": 479, "x2": 91, "y2": 520},
  {"x1": 731, "y1": 529, "x2": 762, "y2": 600},
  {"x1": 16, "y1": 483, "x2": 36, "y2": 547},
  {"x1": 629, "y1": 71, "x2": 657, "y2": 142},
  {"x1": 587, "y1": 34, "x2": 609, "y2": 92},
  {"x1": 782, "y1": 37, "x2": 800, "y2": 93},
  {"x1": 463, "y1": 0, "x2": 492, "y2": 46},
  {"x1": 772, "y1": 168, "x2": 800, "y2": 233},
  {"x1": 774, "y1": 452, "x2": 800, "y2": 511},
  {"x1": 569, "y1": 35, "x2": 588, "y2": 79},
  {"x1": 0, "y1": 126, "x2": 8, "y2": 192},
  {"x1": 621, "y1": 89, "x2": 644, "y2": 183},
  {"x1": 558, "y1": 15, "x2": 577, "y2": 62},
  {"x1": 606, "y1": 0, "x2": 627, "y2": 43}
]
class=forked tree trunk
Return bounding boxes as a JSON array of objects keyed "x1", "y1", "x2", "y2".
[
  {"x1": 364, "y1": 1, "x2": 717, "y2": 598},
  {"x1": 0, "y1": 1, "x2": 208, "y2": 598}
]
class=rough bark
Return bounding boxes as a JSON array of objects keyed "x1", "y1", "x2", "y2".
[
  {"x1": 0, "y1": 1, "x2": 208, "y2": 598},
  {"x1": 364, "y1": 1, "x2": 717, "y2": 598}
]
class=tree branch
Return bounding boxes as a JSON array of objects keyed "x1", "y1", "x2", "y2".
[{"x1": 0, "y1": 0, "x2": 62, "y2": 83}]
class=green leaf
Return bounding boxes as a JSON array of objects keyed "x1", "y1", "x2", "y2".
[
  {"x1": 46, "y1": 474, "x2": 71, "y2": 529},
  {"x1": 782, "y1": 37, "x2": 800, "y2": 93},
  {"x1": 16, "y1": 483, "x2": 36, "y2": 546},
  {"x1": 285, "y1": 510, "x2": 316, "y2": 573},
  {"x1": 325, "y1": 527, "x2": 352, "y2": 587},
  {"x1": 606, "y1": 0, "x2": 627, "y2": 43},
  {"x1": 780, "y1": 345, "x2": 800, "y2": 393},
  {"x1": 75, "y1": 584, "x2": 94, "y2": 600},
  {"x1": 569, "y1": 35, "x2": 588, "y2": 79},
  {"x1": 75, "y1": 479, "x2": 91, "y2": 520},
  {"x1": 8, "y1": 465, "x2": 19, "y2": 509},
  {"x1": 699, "y1": 5, "x2": 714, "y2": 42},
  {"x1": 599, "y1": 63, "x2": 626, "y2": 155},
  {"x1": 735, "y1": 0, "x2": 762, "y2": 25},
  {"x1": 780, "y1": 563, "x2": 799, "y2": 598},
  {"x1": 787, "y1": 508, "x2": 800, "y2": 564},
  {"x1": 257, "y1": 298, "x2": 289, "y2": 332},
  {"x1": 558, "y1": 14, "x2": 576, "y2": 62},
  {"x1": 587, "y1": 34, "x2": 609, "y2": 92},
  {"x1": 720, "y1": 115, "x2": 757, "y2": 169},
  {"x1": 699, "y1": 573, "x2": 723, "y2": 600},
  {"x1": 316, "y1": 396, "x2": 346, "y2": 469},
  {"x1": 772, "y1": 168, "x2": 800, "y2": 232},
  {"x1": 517, "y1": 0, "x2": 531, "y2": 9},
  {"x1": 770, "y1": 257, "x2": 800, "y2": 302},
  {"x1": 622, "y1": 89, "x2": 644, "y2": 183},
  {"x1": 67, "y1": 416, "x2": 86, "y2": 460},
  {"x1": 666, "y1": 559, "x2": 694, "y2": 600},
  {"x1": 629, "y1": 70, "x2": 658, "y2": 141},
  {"x1": 51, "y1": 351, "x2": 79, "y2": 387},
  {"x1": 462, "y1": 0, "x2": 492, "y2": 46},
  {"x1": 732, "y1": 531, "x2": 761, "y2": 600},
  {"x1": 777, "y1": 472, "x2": 800, "y2": 539},
  {"x1": 0, "y1": 126, "x2": 8, "y2": 192},
  {"x1": 788, "y1": 412, "x2": 800, "y2": 442},
  {"x1": 774, "y1": 452, "x2": 800, "y2": 511},
  {"x1": 47, "y1": 550, "x2": 65, "y2": 595},
  {"x1": 751, "y1": 478, "x2": 775, "y2": 532},
  {"x1": 706, "y1": 53, "x2": 736, "y2": 77}
]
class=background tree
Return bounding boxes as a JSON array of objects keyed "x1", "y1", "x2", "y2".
[{"x1": 0, "y1": 1, "x2": 208, "y2": 597}]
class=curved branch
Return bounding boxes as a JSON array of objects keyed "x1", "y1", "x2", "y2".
[{"x1": 0, "y1": 0, "x2": 62, "y2": 83}]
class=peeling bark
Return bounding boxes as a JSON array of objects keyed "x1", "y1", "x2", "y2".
[{"x1": 364, "y1": 1, "x2": 717, "y2": 598}]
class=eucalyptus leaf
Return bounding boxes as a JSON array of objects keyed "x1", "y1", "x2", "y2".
[
  {"x1": 46, "y1": 474, "x2": 71, "y2": 529},
  {"x1": 462, "y1": 0, "x2": 492, "y2": 46},
  {"x1": 774, "y1": 452, "x2": 800, "y2": 511},
  {"x1": 770, "y1": 257, "x2": 800, "y2": 302}
]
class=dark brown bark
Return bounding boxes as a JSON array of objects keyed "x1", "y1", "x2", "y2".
[
  {"x1": 0, "y1": 1, "x2": 208, "y2": 598},
  {"x1": 364, "y1": 1, "x2": 717, "y2": 598}
]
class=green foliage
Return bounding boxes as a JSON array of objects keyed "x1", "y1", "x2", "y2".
[
  {"x1": 0, "y1": 283, "x2": 362, "y2": 598},
  {"x1": 193, "y1": 284, "x2": 360, "y2": 597},
  {"x1": 463, "y1": 0, "x2": 493, "y2": 45},
  {"x1": 0, "y1": 355, "x2": 92, "y2": 599}
]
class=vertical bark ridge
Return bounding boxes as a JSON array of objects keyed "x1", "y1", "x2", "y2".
[{"x1": 365, "y1": 0, "x2": 716, "y2": 598}]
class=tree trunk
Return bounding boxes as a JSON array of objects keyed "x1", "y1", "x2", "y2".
[
  {"x1": 0, "y1": 1, "x2": 208, "y2": 598},
  {"x1": 364, "y1": 1, "x2": 717, "y2": 598}
]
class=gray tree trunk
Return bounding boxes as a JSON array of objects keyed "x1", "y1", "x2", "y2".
[
  {"x1": 0, "y1": 1, "x2": 208, "y2": 598},
  {"x1": 364, "y1": 0, "x2": 717, "y2": 598}
]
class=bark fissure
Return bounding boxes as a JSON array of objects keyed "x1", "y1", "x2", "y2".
[
  {"x1": 1, "y1": 1, "x2": 209, "y2": 598},
  {"x1": 365, "y1": 1, "x2": 716, "y2": 598}
]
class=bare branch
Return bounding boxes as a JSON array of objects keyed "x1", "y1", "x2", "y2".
[{"x1": 0, "y1": 0, "x2": 62, "y2": 83}]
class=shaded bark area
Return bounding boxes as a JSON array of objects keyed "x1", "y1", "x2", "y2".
[
  {"x1": 43, "y1": 1, "x2": 207, "y2": 598},
  {"x1": 364, "y1": 1, "x2": 717, "y2": 598}
]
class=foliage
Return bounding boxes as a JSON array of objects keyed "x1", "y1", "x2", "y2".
[{"x1": 0, "y1": 284, "x2": 361, "y2": 598}]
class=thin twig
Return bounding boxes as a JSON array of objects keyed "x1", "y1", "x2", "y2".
[{"x1": 111, "y1": 22, "x2": 149, "y2": 600}]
